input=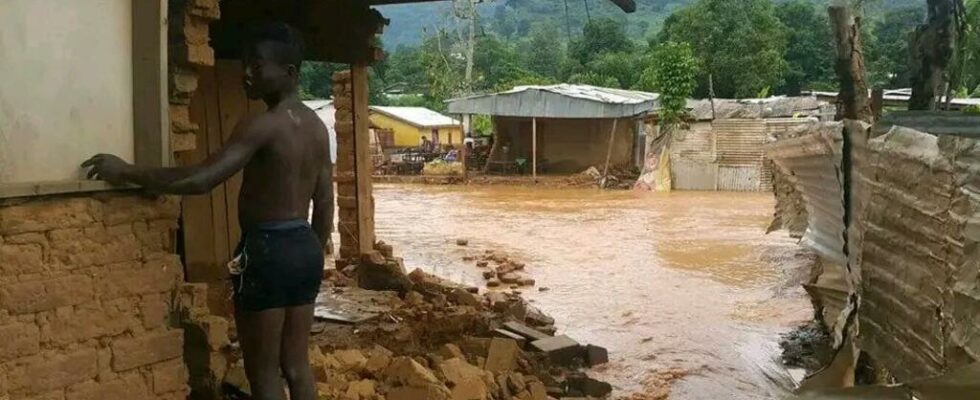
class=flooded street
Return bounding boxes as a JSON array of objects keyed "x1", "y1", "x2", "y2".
[{"x1": 372, "y1": 183, "x2": 814, "y2": 399}]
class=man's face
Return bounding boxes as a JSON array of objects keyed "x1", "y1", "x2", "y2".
[{"x1": 243, "y1": 41, "x2": 295, "y2": 100}]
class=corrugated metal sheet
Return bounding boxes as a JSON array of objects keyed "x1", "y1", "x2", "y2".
[
  {"x1": 717, "y1": 166, "x2": 760, "y2": 191},
  {"x1": 769, "y1": 115, "x2": 980, "y2": 384},
  {"x1": 671, "y1": 161, "x2": 716, "y2": 190},
  {"x1": 686, "y1": 96, "x2": 829, "y2": 121},
  {"x1": 370, "y1": 106, "x2": 460, "y2": 128},
  {"x1": 853, "y1": 126, "x2": 958, "y2": 381},
  {"x1": 446, "y1": 84, "x2": 657, "y2": 119},
  {"x1": 716, "y1": 119, "x2": 767, "y2": 168},
  {"x1": 766, "y1": 122, "x2": 847, "y2": 266}
]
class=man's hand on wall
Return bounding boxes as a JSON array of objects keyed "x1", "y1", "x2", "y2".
[{"x1": 82, "y1": 154, "x2": 131, "y2": 186}]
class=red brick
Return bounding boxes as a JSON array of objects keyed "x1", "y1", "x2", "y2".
[
  {"x1": 0, "y1": 199, "x2": 100, "y2": 235},
  {"x1": 0, "y1": 243, "x2": 44, "y2": 276},
  {"x1": 38, "y1": 301, "x2": 140, "y2": 347},
  {"x1": 8, "y1": 349, "x2": 98, "y2": 393},
  {"x1": 0, "y1": 322, "x2": 40, "y2": 361},
  {"x1": 150, "y1": 359, "x2": 188, "y2": 394},
  {"x1": 188, "y1": 0, "x2": 221, "y2": 19},
  {"x1": 66, "y1": 372, "x2": 148, "y2": 400},
  {"x1": 1, "y1": 276, "x2": 94, "y2": 314},
  {"x1": 110, "y1": 330, "x2": 183, "y2": 371}
]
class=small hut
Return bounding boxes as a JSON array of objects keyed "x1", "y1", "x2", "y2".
[{"x1": 447, "y1": 84, "x2": 658, "y2": 176}]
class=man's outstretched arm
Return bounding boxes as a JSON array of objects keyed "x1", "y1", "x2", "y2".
[
  {"x1": 311, "y1": 160, "x2": 334, "y2": 251},
  {"x1": 83, "y1": 115, "x2": 271, "y2": 195}
]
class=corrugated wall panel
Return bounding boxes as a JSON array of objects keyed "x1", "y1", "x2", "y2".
[
  {"x1": 717, "y1": 166, "x2": 760, "y2": 191},
  {"x1": 715, "y1": 119, "x2": 767, "y2": 168},
  {"x1": 672, "y1": 160, "x2": 716, "y2": 190}
]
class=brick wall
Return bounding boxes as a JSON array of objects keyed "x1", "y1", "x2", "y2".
[{"x1": 0, "y1": 195, "x2": 189, "y2": 400}]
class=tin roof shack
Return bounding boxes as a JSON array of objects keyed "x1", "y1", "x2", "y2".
[
  {"x1": 765, "y1": 112, "x2": 980, "y2": 387},
  {"x1": 447, "y1": 84, "x2": 658, "y2": 176},
  {"x1": 653, "y1": 96, "x2": 832, "y2": 192}
]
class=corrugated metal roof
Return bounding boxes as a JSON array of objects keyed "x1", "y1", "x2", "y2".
[
  {"x1": 502, "y1": 84, "x2": 659, "y2": 104},
  {"x1": 807, "y1": 89, "x2": 980, "y2": 108},
  {"x1": 446, "y1": 84, "x2": 659, "y2": 119},
  {"x1": 370, "y1": 106, "x2": 460, "y2": 128},
  {"x1": 686, "y1": 96, "x2": 829, "y2": 120}
]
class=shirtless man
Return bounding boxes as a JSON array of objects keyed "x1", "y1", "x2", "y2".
[{"x1": 82, "y1": 23, "x2": 331, "y2": 400}]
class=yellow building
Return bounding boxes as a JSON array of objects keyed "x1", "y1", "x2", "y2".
[{"x1": 369, "y1": 106, "x2": 462, "y2": 149}]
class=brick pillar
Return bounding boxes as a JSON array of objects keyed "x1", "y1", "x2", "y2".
[
  {"x1": 332, "y1": 71, "x2": 360, "y2": 261},
  {"x1": 168, "y1": 0, "x2": 221, "y2": 154}
]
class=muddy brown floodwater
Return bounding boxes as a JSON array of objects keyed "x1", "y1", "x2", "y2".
[{"x1": 371, "y1": 184, "x2": 815, "y2": 399}]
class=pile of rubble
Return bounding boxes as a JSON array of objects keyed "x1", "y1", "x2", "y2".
[
  {"x1": 221, "y1": 243, "x2": 612, "y2": 400},
  {"x1": 466, "y1": 250, "x2": 536, "y2": 288}
]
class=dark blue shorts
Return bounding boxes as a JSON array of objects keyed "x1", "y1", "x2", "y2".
[{"x1": 232, "y1": 220, "x2": 324, "y2": 312}]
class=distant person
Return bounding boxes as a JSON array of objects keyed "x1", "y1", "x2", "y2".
[
  {"x1": 82, "y1": 23, "x2": 330, "y2": 400},
  {"x1": 420, "y1": 135, "x2": 435, "y2": 153}
]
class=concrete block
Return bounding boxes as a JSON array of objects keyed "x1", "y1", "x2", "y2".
[
  {"x1": 484, "y1": 338, "x2": 520, "y2": 373},
  {"x1": 530, "y1": 335, "x2": 582, "y2": 367},
  {"x1": 585, "y1": 344, "x2": 609, "y2": 367},
  {"x1": 502, "y1": 321, "x2": 551, "y2": 341}
]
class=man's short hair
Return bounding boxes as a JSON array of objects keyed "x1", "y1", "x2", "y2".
[{"x1": 247, "y1": 22, "x2": 305, "y2": 69}]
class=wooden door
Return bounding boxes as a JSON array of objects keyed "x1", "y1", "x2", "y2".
[{"x1": 176, "y1": 60, "x2": 266, "y2": 314}]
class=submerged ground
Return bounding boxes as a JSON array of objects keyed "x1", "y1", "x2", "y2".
[{"x1": 371, "y1": 184, "x2": 814, "y2": 399}]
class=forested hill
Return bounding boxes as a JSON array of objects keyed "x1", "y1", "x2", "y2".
[{"x1": 378, "y1": 0, "x2": 924, "y2": 48}]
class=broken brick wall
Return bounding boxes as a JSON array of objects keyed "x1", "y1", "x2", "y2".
[{"x1": 0, "y1": 195, "x2": 188, "y2": 400}]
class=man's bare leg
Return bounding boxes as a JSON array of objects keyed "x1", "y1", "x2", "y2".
[
  {"x1": 280, "y1": 304, "x2": 317, "y2": 400},
  {"x1": 236, "y1": 307, "x2": 287, "y2": 400}
]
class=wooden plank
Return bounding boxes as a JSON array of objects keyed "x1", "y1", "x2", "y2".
[
  {"x1": 216, "y1": 61, "x2": 249, "y2": 253},
  {"x1": 0, "y1": 181, "x2": 128, "y2": 199},
  {"x1": 179, "y1": 67, "x2": 218, "y2": 282},
  {"x1": 204, "y1": 63, "x2": 231, "y2": 265},
  {"x1": 351, "y1": 65, "x2": 376, "y2": 254},
  {"x1": 132, "y1": 0, "x2": 170, "y2": 168}
]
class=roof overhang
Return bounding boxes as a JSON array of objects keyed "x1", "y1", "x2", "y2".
[{"x1": 447, "y1": 85, "x2": 658, "y2": 119}]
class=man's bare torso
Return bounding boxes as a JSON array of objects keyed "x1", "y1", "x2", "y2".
[{"x1": 237, "y1": 101, "x2": 328, "y2": 230}]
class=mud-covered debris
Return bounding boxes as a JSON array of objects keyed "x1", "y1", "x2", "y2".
[
  {"x1": 585, "y1": 344, "x2": 609, "y2": 367},
  {"x1": 456, "y1": 239, "x2": 469, "y2": 246},
  {"x1": 503, "y1": 321, "x2": 552, "y2": 341},
  {"x1": 567, "y1": 373, "x2": 613, "y2": 397},
  {"x1": 531, "y1": 335, "x2": 583, "y2": 367},
  {"x1": 485, "y1": 338, "x2": 521, "y2": 373},
  {"x1": 486, "y1": 279, "x2": 502, "y2": 288}
]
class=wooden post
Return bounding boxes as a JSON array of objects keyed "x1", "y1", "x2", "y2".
[
  {"x1": 460, "y1": 115, "x2": 468, "y2": 181},
  {"x1": 829, "y1": 6, "x2": 873, "y2": 123},
  {"x1": 601, "y1": 118, "x2": 619, "y2": 188},
  {"x1": 351, "y1": 65, "x2": 376, "y2": 255},
  {"x1": 532, "y1": 117, "x2": 537, "y2": 182}
]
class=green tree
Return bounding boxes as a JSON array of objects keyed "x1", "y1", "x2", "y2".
[
  {"x1": 569, "y1": 18, "x2": 634, "y2": 66},
  {"x1": 953, "y1": 0, "x2": 980, "y2": 96},
  {"x1": 519, "y1": 23, "x2": 565, "y2": 80},
  {"x1": 658, "y1": 0, "x2": 788, "y2": 98},
  {"x1": 585, "y1": 51, "x2": 645, "y2": 89},
  {"x1": 299, "y1": 62, "x2": 343, "y2": 100},
  {"x1": 867, "y1": 6, "x2": 926, "y2": 88},
  {"x1": 775, "y1": 1, "x2": 836, "y2": 95},
  {"x1": 473, "y1": 34, "x2": 531, "y2": 91},
  {"x1": 638, "y1": 41, "x2": 699, "y2": 125}
]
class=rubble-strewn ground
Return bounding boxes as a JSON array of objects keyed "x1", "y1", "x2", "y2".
[{"x1": 222, "y1": 262, "x2": 616, "y2": 400}]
